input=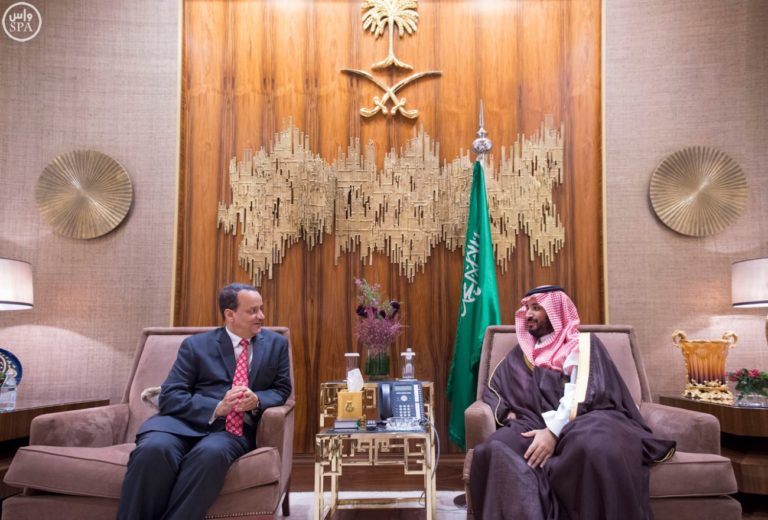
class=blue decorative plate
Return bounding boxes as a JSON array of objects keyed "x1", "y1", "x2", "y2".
[{"x1": 0, "y1": 348, "x2": 22, "y2": 385}]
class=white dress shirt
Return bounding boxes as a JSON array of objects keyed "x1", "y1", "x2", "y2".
[
  {"x1": 538, "y1": 334, "x2": 579, "y2": 437},
  {"x1": 225, "y1": 328, "x2": 254, "y2": 365}
]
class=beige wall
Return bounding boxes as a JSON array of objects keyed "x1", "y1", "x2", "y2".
[
  {"x1": 1, "y1": 0, "x2": 765, "y2": 406},
  {"x1": 605, "y1": 0, "x2": 768, "y2": 397},
  {"x1": 0, "y1": 0, "x2": 179, "y2": 403}
]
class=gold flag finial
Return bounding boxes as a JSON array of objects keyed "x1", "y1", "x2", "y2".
[{"x1": 472, "y1": 100, "x2": 492, "y2": 162}]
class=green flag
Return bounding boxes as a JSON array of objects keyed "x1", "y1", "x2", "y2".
[{"x1": 447, "y1": 160, "x2": 501, "y2": 451}]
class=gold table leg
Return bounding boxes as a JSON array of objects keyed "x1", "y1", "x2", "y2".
[
  {"x1": 328, "y1": 436, "x2": 341, "y2": 519},
  {"x1": 314, "y1": 437, "x2": 325, "y2": 520},
  {"x1": 425, "y1": 431, "x2": 437, "y2": 519}
]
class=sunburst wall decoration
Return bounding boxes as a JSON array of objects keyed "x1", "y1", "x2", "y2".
[
  {"x1": 649, "y1": 146, "x2": 747, "y2": 237},
  {"x1": 218, "y1": 116, "x2": 565, "y2": 285},
  {"x1": 35, "y1": 150, "x2": 133, "y2": 239}
]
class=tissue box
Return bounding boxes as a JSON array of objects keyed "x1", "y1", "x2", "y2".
[{"x1": 336, "y1": 390, "x2": 363, "y2": 420}]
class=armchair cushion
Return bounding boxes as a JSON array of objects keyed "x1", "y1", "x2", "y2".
[
  {"x1": 28, "y1": 404, "x2": 129, "y2": 447},
  {"x1": 649, "y1": 452, "x2": 737, "y2": 497},
  {"x1": 218, "y1": 447, "x2": 281, "y2": 494},
  {"x1": 4, "y1": 444, "x2": 133, "y2": 498},
  {"x1": 464, "y1": 400, "x2": 495, "y2": 450},
  {"x1": 5, "y1": 443, "x2": 282, "y2": 499},
  {"x1": 640, "y1": 402, "x2": 720, "y2": 454}
]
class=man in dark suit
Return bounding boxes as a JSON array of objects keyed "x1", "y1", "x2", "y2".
[{"x1": 117, "y1": 283, "x2": 292, "y2": 520}]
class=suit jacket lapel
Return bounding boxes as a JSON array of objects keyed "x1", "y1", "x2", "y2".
[
  {"x1": 216, "y1": 327, "x2": 236, "y2": 381},
  {"x1": 249, "y1": 332, "x2": 267, "y2": 387}
]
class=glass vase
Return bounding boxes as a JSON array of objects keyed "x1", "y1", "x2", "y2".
[
  {"x1": 364, "y1": 343, "x2": 391, "y2": 380},
  {"x1": 735, "y1": 392, "x2": 768, "y2": 408}
]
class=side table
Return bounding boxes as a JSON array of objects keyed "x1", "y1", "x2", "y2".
[
  {"x1": 659, "y1": 394, "x2": 768, "y2": 494},
  {"x1": 0, "y1": 398, "x2": 110, "y2": 500},
  {"x1": 314, "y1": 381, "x2": 437, "y2": 520}
]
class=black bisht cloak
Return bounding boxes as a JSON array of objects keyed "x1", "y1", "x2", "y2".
[{"x1": 471, "y1": 334, "x2": 675, "y2": 520}]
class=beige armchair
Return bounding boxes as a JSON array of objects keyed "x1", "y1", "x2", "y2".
[
  {"x1": 463, "y1": 325, "x2": 741, "y2": 520},
  {"x1": 3, "y1": 327, "x2": 295, "y2": 520}
]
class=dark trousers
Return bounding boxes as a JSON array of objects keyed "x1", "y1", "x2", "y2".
[{"x1": 117, "y1": 430, "x2": 251, "y2": 520}]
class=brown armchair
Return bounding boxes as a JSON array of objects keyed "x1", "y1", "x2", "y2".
[
  {"x1": 463, "y1": 325, "x2": 741, "y2": 520},
  {"x1": 3, "y1": 327, "x2": 295, "y2": 520}
]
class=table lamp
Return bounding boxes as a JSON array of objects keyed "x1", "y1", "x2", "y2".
[
  {"x1": 0, "y1": 258, "x2": 34, "y2": 311},
  {"x1": 732, "y1": 257, "x2": 768, "y2": 344}
]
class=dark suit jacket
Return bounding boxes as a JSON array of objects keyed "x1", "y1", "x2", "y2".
[{"x1": 138, "y1": 327, "x2": 292, "y2": 440}]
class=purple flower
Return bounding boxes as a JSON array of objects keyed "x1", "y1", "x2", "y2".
[{"x1": 354, "y1": 278, "x2": 404, "y2": 347}]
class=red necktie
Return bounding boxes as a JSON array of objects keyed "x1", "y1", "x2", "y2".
[{"x1": 225, "y1": 339, "x2": 250, "y2": 436}]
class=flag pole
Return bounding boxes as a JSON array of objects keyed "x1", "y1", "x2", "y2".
[
  {"x1": 452, "y1": 100, "x2": 498, "y2": 511},
  {"x1": 472, "y1": 99, "x2": 493, "y2": 167}
]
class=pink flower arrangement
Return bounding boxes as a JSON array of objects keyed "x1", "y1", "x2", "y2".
[
  {"x1": 728, "y1": 368, "x2": 768, "y2": 397},
  {"x1": 354, "y1": 278, "x2": 402, "y2": 352}
]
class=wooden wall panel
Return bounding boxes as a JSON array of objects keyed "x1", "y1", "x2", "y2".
[{"x1": 178, "y1": 0, "x2": 602, "y2": 455}]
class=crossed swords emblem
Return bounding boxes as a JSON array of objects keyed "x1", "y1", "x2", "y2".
[{"x1": 342, "y1": 69, "x2": 442, "y2": 119}]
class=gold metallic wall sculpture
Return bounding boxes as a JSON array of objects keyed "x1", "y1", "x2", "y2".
[
  {"x1": 363, "y1": 0, "x2": 419, "y2": 70},
  {"x1": 344, "y1": 0, "x2": 441, "y2": 118},
  {"x1": 35, "y1": 150, "x2": 133, "y2": 239},
  {"x1": 362, "y1": 0, "x2": 419, "y2": 70},
  {"x1": 217, "y1": 117, "x2": 565, "y2": 285},
  {"x1": 341, "y1": 69, "x2": 441, "y2": 119},
  {"x1": 649, "y1": 146, "x2": 747, "y2": 237}
]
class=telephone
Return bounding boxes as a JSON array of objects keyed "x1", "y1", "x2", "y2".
[{"x1": 377, "y1": 381, "x2": 423, "y2": 421}]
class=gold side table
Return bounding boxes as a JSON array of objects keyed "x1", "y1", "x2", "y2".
[{"x1": 313, "y1": 381, "x2": 437, "y2": 520}]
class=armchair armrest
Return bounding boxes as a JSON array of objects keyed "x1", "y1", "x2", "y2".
[
  {"x1": 256, "y1": 399, "x2": 295, "y2": 488},
  {"x1": 465, "y1": 400, "x2": 496, "y2": 450},
  {"x1": 640, "y1": 402, "x2": 720, "y2": 454},
  {"x1": 29, "y1": 404, "x2": 130, "y2": 447}
]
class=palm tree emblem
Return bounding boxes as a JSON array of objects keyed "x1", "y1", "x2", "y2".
[
  {"x1": 344, "y1": 0, "x2": 440, "y2": 119},
  {"x1": 362, "y1": 0, "x2": 419, "y2": 70}
]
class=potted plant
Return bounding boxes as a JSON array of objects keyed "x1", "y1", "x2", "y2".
[
  {"x1": 727, "y1": 368, "x2": 768, "y2": 407},
  {"x1": 354, "y1": 278, "x2": 402, "y2": 380}
]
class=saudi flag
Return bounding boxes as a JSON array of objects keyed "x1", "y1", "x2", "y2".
[{"x1": 447, "y1": 160, "x2": 501, "y2": 451}]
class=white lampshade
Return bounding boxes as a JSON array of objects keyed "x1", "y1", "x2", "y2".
[
  {"x1": 0, "y1": 258, "x2": 34, "y2": 310},
  {"x1": 732, "y1": 257, "x2": 768, "y2": 308}
]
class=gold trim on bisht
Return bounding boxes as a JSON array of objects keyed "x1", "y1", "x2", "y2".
[
  {"x1": 487, "y1": 356, "x2": 512, "y2": 427},
  {"x1": 570, "y1": 333, "x2": 592, "y2": 420}
]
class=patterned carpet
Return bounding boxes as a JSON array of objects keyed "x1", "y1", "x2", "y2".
[{"x1": 278, "y1": 491, "x2": 467, "y2": 519}]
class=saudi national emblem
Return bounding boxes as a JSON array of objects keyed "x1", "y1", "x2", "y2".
[{"x1": 342, "y1": 0, "x2": 441, "y2": 119}]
